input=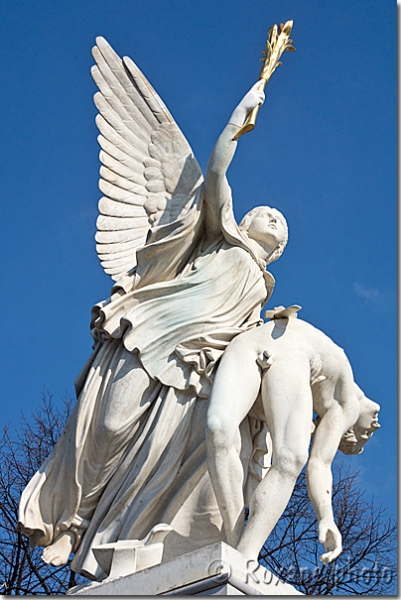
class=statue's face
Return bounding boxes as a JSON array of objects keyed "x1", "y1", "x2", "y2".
[
  {"x1": 246, "y1": 207, "x2": 287, "y2": 251},
  {"x1": 353, "y1": 397, "x2": 380, "y2": 450}
]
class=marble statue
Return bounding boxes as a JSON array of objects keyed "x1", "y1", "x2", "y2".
[
  {"x1": 17, "y1": 37, "x2": 289, "y2": 581},
  {"x1": 206, "y1": 306, "x2": 381, "y2": 564},
  {"x1": 17, "y1": 24, "x2": 379, "y2": 585}
]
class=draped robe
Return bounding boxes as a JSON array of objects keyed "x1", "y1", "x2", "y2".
[{"x1": 18, "y1": 191, "x2": 275, "y2": 580}]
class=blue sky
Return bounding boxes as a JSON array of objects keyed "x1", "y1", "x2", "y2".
[{"x1": 0, "y1": 0, "x2": 396, "y2": 522}]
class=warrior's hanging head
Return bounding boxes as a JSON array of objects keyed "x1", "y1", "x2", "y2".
[
  {"x1": 239, "y1": 206, "x2": 288, "y2": 264},
  {"x1": 339, "y1": 394, "x2": 381, "y2": 455}
]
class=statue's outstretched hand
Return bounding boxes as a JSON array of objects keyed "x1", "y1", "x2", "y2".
[
  {"x1": 229, "y1": 81, "x2": 265, "y2": 127},
  {"x1": 318, "y1": 519, "x2": 342, "y2": 565}
]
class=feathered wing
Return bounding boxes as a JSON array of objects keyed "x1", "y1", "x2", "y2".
[{"x1": 91, "y1": 37, "x2": 204, "y2": 281}]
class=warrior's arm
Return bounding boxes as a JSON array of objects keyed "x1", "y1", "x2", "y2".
[
  {"x1": 203, "y1": 82, "x2": 264, "y2": 241},
  {"x1": 306, "y1": 401, "x2": 358, "y2": 564}
]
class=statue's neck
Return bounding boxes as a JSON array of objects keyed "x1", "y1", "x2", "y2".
[{"x1": 242, "y1": 234, "x2": 275, "y2": 265}]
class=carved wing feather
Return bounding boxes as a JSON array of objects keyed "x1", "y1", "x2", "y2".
[{"x1": 92, "y1": 37, "x2": 203, "y2": 281}]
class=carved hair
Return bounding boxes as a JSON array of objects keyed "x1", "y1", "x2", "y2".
[
  {"x1": 239, "y1": 206, "x2": 288, "y2": 264},
  {"x1": 338, "y1": 427, "x2": 363, "y2": 455}
]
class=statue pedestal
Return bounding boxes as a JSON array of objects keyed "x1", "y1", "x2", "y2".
[{"x1": 68, "y1": 542, "x2": 302, "y2": 596}]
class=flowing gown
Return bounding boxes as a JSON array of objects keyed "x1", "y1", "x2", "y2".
[{"x1": 18, "y1": 192, "x2": 275, "y2": 580}]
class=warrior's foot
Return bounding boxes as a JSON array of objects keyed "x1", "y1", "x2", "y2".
[{"x1": 41, "y1": 530, "x2": 76, "y2": 566}]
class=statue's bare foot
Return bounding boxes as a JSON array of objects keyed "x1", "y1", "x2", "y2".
[{"x1": 41, "y1": 530, "x2": 76, "y2": 566}]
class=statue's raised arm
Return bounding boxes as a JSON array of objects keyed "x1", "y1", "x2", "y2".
[{"x1": 203, "y1": 82, "x2": 265, "y2": 243}]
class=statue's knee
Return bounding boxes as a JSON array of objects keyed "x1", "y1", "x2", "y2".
[
  {"x1": 275, "y1": 447, "x2": 308, "y2": 479},
  {"x1": 100, "y1": 413, "x2": 125, "y2": 437}
]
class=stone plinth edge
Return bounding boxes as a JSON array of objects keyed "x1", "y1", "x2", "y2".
[{"x1": 68, "y1": 542, "x2": 303, "y2": 595}]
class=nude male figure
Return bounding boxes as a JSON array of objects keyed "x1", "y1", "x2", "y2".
[{"x1": 206, "y1": 307, "x2": 380, "y2": 564}]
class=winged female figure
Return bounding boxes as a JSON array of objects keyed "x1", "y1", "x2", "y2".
[{"x1": 18, "y1": 37, "x2": 288, "y2": 581}]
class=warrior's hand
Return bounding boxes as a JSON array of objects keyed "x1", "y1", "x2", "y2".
[
  {"x1": 318, "y1": 519, "x2": 342, "y2": 565},
  {"x1": 229, "y1": 81, "x2": 265, "y2": 128}
]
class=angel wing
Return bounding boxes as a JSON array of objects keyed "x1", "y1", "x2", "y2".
[{"x1": 91, "y1": 37, "x2": 204, "y2": 281}]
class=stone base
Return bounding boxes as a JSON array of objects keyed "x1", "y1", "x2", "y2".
[{"x1": 68, "y1": 542, "x2": 302, "y2": 596}]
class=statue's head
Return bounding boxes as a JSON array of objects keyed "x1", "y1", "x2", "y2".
[
  {"x1": 339, "y1": 387, "x2": 381, "y2": 455},
  {"x1": 239, "y1": 206, "x2": 288, "y2": 264}
]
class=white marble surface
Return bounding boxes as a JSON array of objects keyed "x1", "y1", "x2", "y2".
[
  {"x1": 92, "y1": 523, "x2": 172, "y2": 579},
  {"x1": 68, "y1": 542, "x2": 303, "y2": 596},
  {"x1": 17, "y1": 37, "x2": 289, "y2": 580}
]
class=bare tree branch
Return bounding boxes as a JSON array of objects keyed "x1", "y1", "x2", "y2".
[
  {"x1": 0, "y1": 393, "x2": 397, "y2": 595},
  {"x1": 0, "y1": 392, "x2": 88, "y2": 595},
  {"x1": 259, "y1": 466, "x2": 397, "y2": 595}
]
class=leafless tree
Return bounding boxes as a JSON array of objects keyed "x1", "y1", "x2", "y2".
[
  {"x1": 0, "y1": 394, "x2": 397, "y2": 595},
  {"x1": 0, "y1": 392, "x2": 88, "y2": 595},
  {"x1": 259, "y1": 467, "x2": 397, "y2": 595}
]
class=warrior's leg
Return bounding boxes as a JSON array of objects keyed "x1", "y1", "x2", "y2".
[
  {"x1": 206, "y1": 338, "x2": 262, "y2": 547},
  {"x1": 237, "y1": 351, "x2": 312, "y2": 560}
]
